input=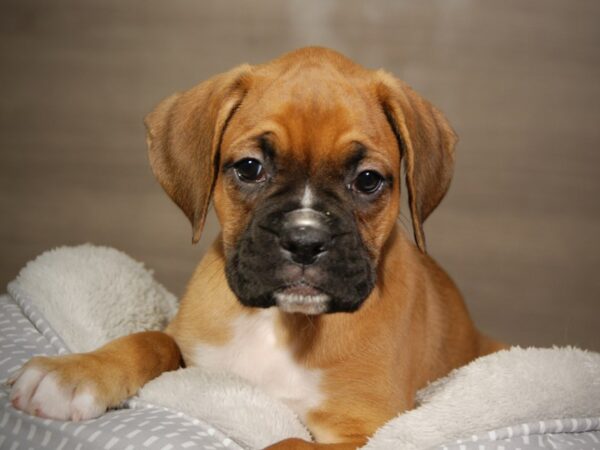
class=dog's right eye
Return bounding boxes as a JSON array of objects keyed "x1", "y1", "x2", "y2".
[
  {"x1": 234, "y1": 158, "x2": 266, "y2": 183},
  {"x1": 353, "y1": 170, "x2": 384, "y2": 194}
]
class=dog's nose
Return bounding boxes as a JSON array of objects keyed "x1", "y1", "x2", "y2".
[{"x1": 280, "y1": 209, "x2": 331, "y2": 265}]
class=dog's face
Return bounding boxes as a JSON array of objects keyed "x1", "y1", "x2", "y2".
[
  {"x1": 145, "y1": 47, "x2": 457, "y2": 314},
  {"x1": 214, "y1": 68, "x2": 400, "y2": 313}
]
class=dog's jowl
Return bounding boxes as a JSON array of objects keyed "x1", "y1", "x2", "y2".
[{"x1": 9, "y1": 47, "x2": 505, "y2": 449}]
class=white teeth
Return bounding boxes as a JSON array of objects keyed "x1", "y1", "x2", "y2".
[
  {"x1": 277, "y1": 294, "x2": 328, "y2": 304},
  {"x1": 274, "y1": 293, "x2": 329, "y2": 315}
]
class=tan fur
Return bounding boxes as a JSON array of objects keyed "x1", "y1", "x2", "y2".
[{"x1": 10, "y1": 47, "x2": 506, "y2": 449}]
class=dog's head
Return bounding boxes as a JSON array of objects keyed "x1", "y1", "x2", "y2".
[{"x1": 145, "y1": 47, "x2": 456, "y2": 314}]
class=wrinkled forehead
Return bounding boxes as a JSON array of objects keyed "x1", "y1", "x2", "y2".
[{"x1": 221, "y1": 65, "x2": 399, "y2": 170}]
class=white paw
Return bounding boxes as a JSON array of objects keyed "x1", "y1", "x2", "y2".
[{"x1": 9, "y1": 362, "x2": 107, "y2": 421}]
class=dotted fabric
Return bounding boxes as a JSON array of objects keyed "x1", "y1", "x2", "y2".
[
  {"x1": 437, "y1": 418, "x2": 600, "y2": 450},
  {"x1": 0, "y1": 294, "x2": 243, "y2": 450}
]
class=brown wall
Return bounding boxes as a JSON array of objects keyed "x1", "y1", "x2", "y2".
[{"x1": 1, "y1": 0, "x2": 598, "y2": 350}]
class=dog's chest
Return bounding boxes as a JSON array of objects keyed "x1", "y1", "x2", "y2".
[{"x1": 190, "y1": 309, "x2": 324, "y2": 421}]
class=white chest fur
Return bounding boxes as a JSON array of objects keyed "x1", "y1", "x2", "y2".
[{"x1": 190, "y1": 308, "x2": 324, "y2": 421}]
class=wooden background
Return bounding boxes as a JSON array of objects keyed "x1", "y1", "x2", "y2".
[{"x1": 1, "y1": 0, "x2": 598, "y2": 350}]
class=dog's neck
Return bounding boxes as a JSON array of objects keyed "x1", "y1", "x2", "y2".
[{"x1": 173, "y1": 225, "x2": 419, "y2": 364}]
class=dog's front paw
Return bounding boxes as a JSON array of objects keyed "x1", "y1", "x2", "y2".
[{"x1": 8, "y1": 355, "x2": 113, "y2": 421}]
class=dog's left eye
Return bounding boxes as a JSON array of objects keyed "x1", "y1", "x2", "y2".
[
  {"x1": 234, "y1": 158, "x2": 266, "y2": 183},
  {"x1": 353, "y1": 170, "x2": 384, "y2": 194}
]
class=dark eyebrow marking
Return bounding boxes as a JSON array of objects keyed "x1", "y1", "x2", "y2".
[
  {"x1": 221, "y1": 132, "x2": 277, "y2": 173},
  {"x1": 345, "y1": 142, "x2": 367, "y2": 171},
  {"x1": 345, "y1": 143, "x2": 394, "y2": 188},
  {"x1": 257, "y1": 132, "x2": 277, "y2": 161}
]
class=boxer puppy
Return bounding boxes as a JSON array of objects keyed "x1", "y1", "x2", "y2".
[{"x1": 9, "y1": 47, "x2": 505, "y2": 449}]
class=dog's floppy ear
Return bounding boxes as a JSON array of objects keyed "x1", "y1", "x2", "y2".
[
  {"x1": 144, "y1": 65, "x2": 252, "y2": 243},
  {"x1": 375, "y1": 71, "x2": 457, "y2": 252}
]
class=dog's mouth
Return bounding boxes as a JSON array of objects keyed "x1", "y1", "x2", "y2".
[{"x1": 273, "y1": 283, "x2": 330, "y2": 315}]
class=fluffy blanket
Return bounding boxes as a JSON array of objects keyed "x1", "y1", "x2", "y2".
[{"x1": 6, "y1": 245, "x2": 600, "y2": 449}]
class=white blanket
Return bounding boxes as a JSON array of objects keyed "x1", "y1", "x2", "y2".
[{"x1": 7, "y1": 245, "x2": 600, "y2": 449}]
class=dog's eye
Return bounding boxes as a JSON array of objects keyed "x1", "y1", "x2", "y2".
[
  {"x1": 353, "y1": 170, "x2": 384, "y2": 194},
  {"x1": 234, "y1": 158, "x2": 266, "y2": 183}
]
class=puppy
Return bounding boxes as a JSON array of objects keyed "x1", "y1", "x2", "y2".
[{"x1": 9, "y1": 47, "x2": 505, "y2": 449}]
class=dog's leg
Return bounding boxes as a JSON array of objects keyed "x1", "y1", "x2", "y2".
[
  {"x1": 8, "y1": 331, "x2": 181, "y2": 421},
  {"x1": 265, "y1": 438, "x2": 367, "y2": 450}
]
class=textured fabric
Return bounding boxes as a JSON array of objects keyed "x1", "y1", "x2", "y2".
[
  {"x1": 437, "y1": 418, "x2": 600, "y2": 449},
  {"x1": 0, "y1": 294, "x2": 242, "y2": 450},
  {"x1": 8, "y1": 244, "x2": 178, "y2": 353},
  {"x1": 364, "y1": 347, "x2": 600, "y2": 449}
]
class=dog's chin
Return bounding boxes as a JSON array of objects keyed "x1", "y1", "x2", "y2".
[{"x1": 274, "y1": 284, "x2": 331, "y2": 315}]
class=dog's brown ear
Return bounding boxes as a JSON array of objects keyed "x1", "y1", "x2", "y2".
[
  {"x1": 375, "y1": 71, "x2": 457, "y2": 252},
  {"x1": 144, "y1": 65, "x2": 252, "y2": 243}
]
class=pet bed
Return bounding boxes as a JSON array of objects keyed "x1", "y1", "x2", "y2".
[{"x1": 1, "y1": 245, "x2": 599, "y2": 449}]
